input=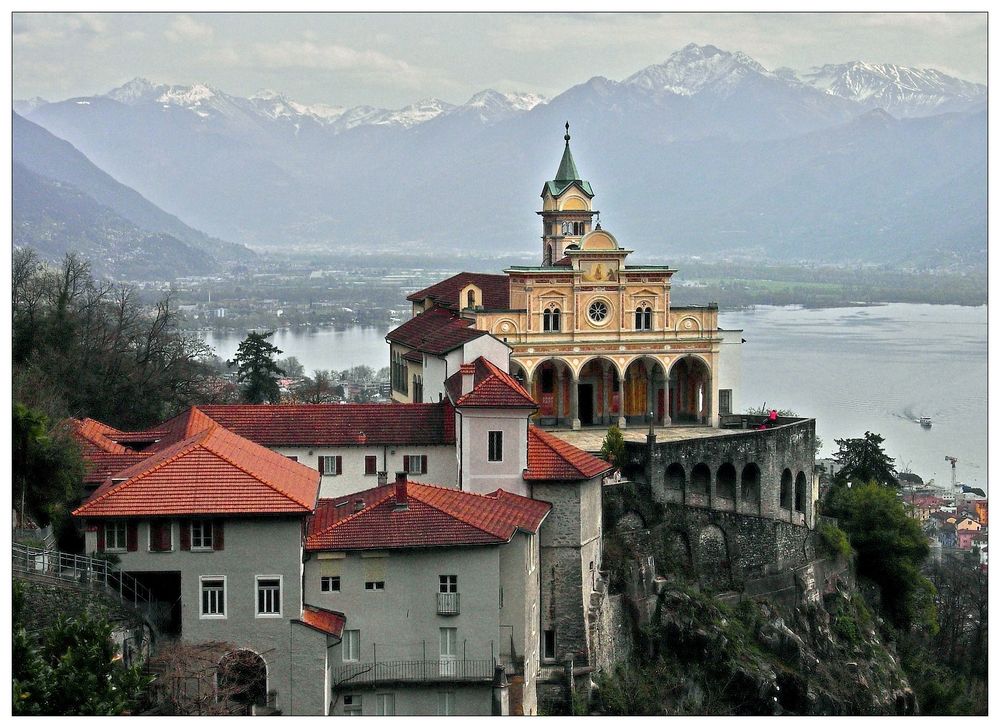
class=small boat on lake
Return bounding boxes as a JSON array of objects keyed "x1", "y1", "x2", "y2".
[{"x1": 919, "y1": 416, "x2": 932, "y2": 428}]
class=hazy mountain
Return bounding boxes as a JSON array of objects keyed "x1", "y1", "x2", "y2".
[
  {"x1": 13, "y1": 112, "x2": 252, "y2": 264},
  {"x1": 800, "y1": 61, "x2": 986, "y2": 117},
  {"x1": 19, "y1": 44, "x2": 985, "y2": 267},
  {"x1": 13, "y1": 162, "x2": 214, "y2": 280}
]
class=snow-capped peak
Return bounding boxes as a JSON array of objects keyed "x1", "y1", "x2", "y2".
[
  {"x1": 105, "y1": 77, "x2": 165, "y2": 104},
  {"x1": 623, "y1": 43, "x2": 774, "y2": 95},
  {"x1": 372, "y1": 98, "x2": 455, "y2": 128},
  {"x1": 156, "y1": 83, "x2": 216, "y2": 106}
]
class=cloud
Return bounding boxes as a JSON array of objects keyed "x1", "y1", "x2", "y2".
[
  {"x1": 13, "y1": 12, "x2": 109, "y2": 48},
  {"x1": 245, "y1": 39, "x2": 428, "y2": 85},
  {"x1": 164, "y1": 14, "x2": 214, "y2": 44}
]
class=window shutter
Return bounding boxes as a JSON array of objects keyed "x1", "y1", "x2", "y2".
[
  {"x1": 318, "y1": 456, "x2": 325, "y2": 474},
  {"x1": 336, "y1": 456, "x2": 343, "y2": 475},
  {"x1": 365, "y1": 456, "x2": 377, "y2": 475},
  {"x1": 126, "y1": 521, "x2": 138, "y2": 552},
  {"x1": 403, "y1": 455, "x2": 410, "y2": 472},
  {"x1": 214, "y1": 520, "x2": 225, "y2": 551},
  {"x1": 421, "y1": 455, "x2": 428, "y2": 474},
  {"x1": 96, "y1": 521, "x2": 105, "y2": 552},
  {"x1": 180, "y1": 521, "x2": 191, "y2": 551}
]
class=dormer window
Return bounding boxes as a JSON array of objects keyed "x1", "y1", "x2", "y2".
[
  {"x1": 466, "y1": 290, "x2": 475, "y2": 309},
  {"x1": 543, "y1": 306, "x2": 561, "y2": 332}
]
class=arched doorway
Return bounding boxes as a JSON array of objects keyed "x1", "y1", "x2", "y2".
[
  {"x1": 529, "y1": 358, "x2": 573, "y2": 427},
  {"x1": 218, "y1": 650, "x2": 267, "y2": 715},
  {"x1": 741, "y1": 463, "x2": 761, "y2": 514},
  {"x1": 780, "y1": 469, "x2": 794, "y2": 510},
  {"x1": 717, "y1": 463, "x2": 737, "y2": 500},
  {"x1": 622, "y1": 357, "x2": 667, "y2": 426},
  {"x1": 575, "y1": 357, "x2": 621, "y2": 427},
  {"x1": 665, "y1": 462, "x2": 686, "y2": 491},
  {"x1": 795, "y1": 471, "x2": 807, "y2": 513},
  {"x1": 691, "y1": 462, "x2": 711, "y2": 494},
  {"x1": 667, "y1": 356, "x2": 712, "y2": 425}
]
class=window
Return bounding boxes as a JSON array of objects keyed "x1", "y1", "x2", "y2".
[
  {"x1": 391, "y1": 352, "x2": 409, "y2": 395},
  {"x1": 719, "y1": 389, "x2": 733, "y2": 415},
  {"x1": 403, "y1": 454, "x2": 427, "y2": 475},
  {"x1": 149, "y1": 520, "x2": 173, "y2": 552},
  {"x1": 191, "y1": 520, "x2": 213, "y2": 550},
  {"x1": 587, "y1": 299, "x2": 609, "y2": 324},
  {"x1": 321, "y1": 576, "x2": 341, "y2": 592},
  {"x1": 543, "y1": 630, "x2": 556, "y2": 660},
  {"x1": 104, "y1": 522, "x2": 127, "y2": 552},
  {"x1": 488, "y1": 431, "x2": 503, "y2": 462},
  {"x1": 256, "y1": 576, "x2": 282, "y2": 617},
  {"x1": 375, "y1": 694, "x2": 395, "y2": 716},
  {"x1": 343, "y1": 694, "x2": 362, "y2": 716},
  {"x1": 343, "y1": 630, "x2": 360, "y2": 662},
  {"x1": 365, "y1": 581, "x2": 385, "y2": 591},
  {"x1": 413, "y1": 374, "x2": 423, "y2": 403},
  {"x1": 466, "y1": 290, "x2": 476, "y2": 309},
  {"x1": 286, "y1": 455, "x2": 298, "y2": 462},
  {"x1": 200, "y1": 576, "x2": 226, "y2": 618},
  {"x1": 364, "y1": 455, "x2": 377, "y2": 476},
  {"x1": 320, "y1": 455, "x2": 342, "y2": 476},
  {"x1": 439, "y1": 575, "x2": 457, "y2": 593},
  {"x1": 634, "y1": 306, "x2": 652, "y2": 330},
  {"x1": 542, "y1": 306, "x2": 561, "y2": 332},
  {"x1": 526, "y1": 533, "x2": 535, "y2": 573},
  {"x1": 438, "y1": 692, "x2": 455, "y2": 716},
  {"x1": 440, "y1": 627, "x2": 457, "y2": 676},
  {"x1": 498, "y1": 586, "x2": 504, "y2": 609}
]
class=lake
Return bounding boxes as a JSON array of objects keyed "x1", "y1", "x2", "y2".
[{"x1": 200, "y1": 303, "x2": 987, "y2": 492}]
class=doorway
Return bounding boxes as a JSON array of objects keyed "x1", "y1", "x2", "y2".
[{"x1": 578, "y1": 383, "x2": 594, "y2": 425}]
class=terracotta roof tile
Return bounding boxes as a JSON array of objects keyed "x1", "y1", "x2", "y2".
[
  {"x1": 386, "y1": 308, "x2": 486, "y2": 355},
  {"x1": 445, "y1": 357, "x2": 536, "y2": 409},
  {"x1": 406, "y1": 272, "x2": 510, "y2": 310},
  {"x1": 306, "y1": 481, "x2": 550, "y2": 551},
  {"x1": 198, "y1": 401, "x2": 455, "y2": 447},
  {"x1": 523, "y1": 425, "x2": 612, "y2": 481},
  {"x1": 73, "y1": 412, "x2": 319, "y2": 518}
]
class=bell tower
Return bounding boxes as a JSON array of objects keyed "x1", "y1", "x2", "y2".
[{"x1": 538, "y1": 123, "x2": 597, "y2": 265}]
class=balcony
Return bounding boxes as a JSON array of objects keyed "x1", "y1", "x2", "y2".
[
  {"x1": 437, "y1": 591, "x2": 460, "y2": 615},
  {"x1": 331, "y1": 659, "x2": 495, "y2": 687}
]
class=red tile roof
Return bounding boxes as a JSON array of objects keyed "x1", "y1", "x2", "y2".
[
  {"x1": 386, "y1": 308, "x2": 487, "y2": 355},
  {"x1": 402, "y1": 349, "x2": 423, "y2": 363},
  {"x1": 523, "y1": 426, "x2": 612, "y2": 481},
  {"x1": 68, "y1": 419, "x2": 149, "y2": 484},
  {"x1": 296, "y1": 606, "x2": 346, "y2": 638},
  {"x1": 406, "y1": 272, "x2": 510, "y2": 310},
  {"x1": 446, "y1": 357, "x2": 536, "y2": 409},
  {"x1": 73, "y1": 415, "x2": 319, "y2": 518},
  {"x1": 198, "y1": 401, "x2": 455, "y2": 447},
  {"x1": 306, "y1": 481, "x2": 550, "y2": 551},
  {"x1": 553, "y1": 255, "x2": 572, "y2": 267}
]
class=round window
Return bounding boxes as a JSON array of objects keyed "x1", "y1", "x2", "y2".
[{"x1": 588, "y1": 300, "x2": 609, "y2": 324}]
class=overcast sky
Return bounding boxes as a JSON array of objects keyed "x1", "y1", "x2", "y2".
[{"x1": 12, "y1": 12, "x2": 987, "y2": 108}]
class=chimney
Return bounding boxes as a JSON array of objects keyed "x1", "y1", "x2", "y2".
[
  {"x1": 394, "y1": 471, "x2": 408, "y2": 508},
  {"x1": 460, "y1": 363, "x2": 476, "y2": 395}
]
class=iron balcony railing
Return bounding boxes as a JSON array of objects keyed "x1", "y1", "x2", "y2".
[
  {"x1": 12, "y1": 543, "x2": 153, "y2": 610},
  {"x1": 332, "y1": 659, "x2": 496, "y2": 687},
  {"x1": 436, "y1": 591, "x2": 460, "y2": 615}
]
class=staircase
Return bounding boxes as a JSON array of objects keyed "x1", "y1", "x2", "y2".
[{"x1": 12, "y1": 543, "x2": 154, "y2": 617}]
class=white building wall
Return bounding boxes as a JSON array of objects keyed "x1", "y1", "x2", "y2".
[
  {"x1": 498, "y1": 531, "x2": 540, "y2": 715},
  {"x1": 423, "y1": 355, "x2": 449, "y2": 403},
  {"x1": 458, "y1": 408, "x2": 529, "y2": 496},
  {"x1": 717, "y1": 328, "x2": 744, "y2": 415},
  {"x1": 461, "y1": 335, "x2": 511, "y2": 372},
  {"x1": 272, "y1": 445, "x2": 458, "y2": 497}
]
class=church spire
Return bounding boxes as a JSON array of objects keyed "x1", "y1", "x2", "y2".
[{"x1": 554, "y1": 122, "x2": 580, "y2": 182}]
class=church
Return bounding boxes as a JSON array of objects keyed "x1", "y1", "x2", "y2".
[{"x1": 388, "y1": 124, "x2": 742, "y2": 430}]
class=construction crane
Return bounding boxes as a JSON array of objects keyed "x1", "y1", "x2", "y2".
[{"x1": 945, "y1": 456, "x2": 958, "y2": 487}]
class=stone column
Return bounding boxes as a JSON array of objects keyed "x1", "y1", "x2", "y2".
[
  {"x1": 571, "y1": 372, "x2": 581, "y2": 430},
  {"x1": 615, "y1": 366, "x2": 626, "y2": 429},
  {"x1": 555, "y1": 365, "x2": 565, "y2": 427},
  {"x1": 601, "y1": 361, "x2": 610, "y2": 426},
  {"x1": 646, "y1": 364, "x2": 655, "y2": 424}
]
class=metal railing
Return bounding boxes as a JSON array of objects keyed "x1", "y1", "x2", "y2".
[
  {"x1": 332, "y1": 659, "x2": 496, "y2": 687},
  {"x1": 12, "y1": 543, "x2": 153, "y2": 610},
  {"x1": 436, "y1": 591, "x2": 460, "y2": 615}
]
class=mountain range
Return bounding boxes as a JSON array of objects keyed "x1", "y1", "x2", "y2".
[{"x1": 15, "y1": 43, "x2": 986, "y2": 270}]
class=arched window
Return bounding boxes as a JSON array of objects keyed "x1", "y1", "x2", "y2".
[
  {"x1": 780, "y1": 469, "x2": 793, "y2": 509},
  {"x1": 561, "y1": 221, "x2": 572, "y2": 235},
  {"x1": 544, "y1": 244, "x2": 554, "y2": 266},
  {"x1": 543, "y1": 307, "x2": 561, "y2": 332},
  {"x1": 466, "y1": 290, "x2": 475, "y2": 309},
  {"x1": 634, "y1": 305, "x2": 653, "y2": 330}
]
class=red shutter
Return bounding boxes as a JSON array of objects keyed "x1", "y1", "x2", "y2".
[
  {"x1": 365, "y1": 456, "x2": 376, "y2": 475},
  {"x1": 126, "y1": 521, "x2": 138, "y2": 552},
  {"x1": 403, "y1": 455, "x2": 410, "y2": 472},
  {"x1": 421, "y1": 455, "x2": 428, "y2": 474},
  {"x1": 214, "y1": 520, "x2": 225, "y2": 551},
  {"x1": 318, "y1": 456, "x2": 325, "y2": 474},
  {"x1": 180, "y1": 521, "x2": 191, "y2": 550},
  {"x1": 336, "y1": 456, "x2": 343, "y2": 475},
  {"x1": 96, "y1": 521, "x2": 105, "y2": 552}
]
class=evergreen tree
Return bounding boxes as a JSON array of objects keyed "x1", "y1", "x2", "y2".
[
  {"x1": 228, "y1": 331, "x2": 285, "y2": 404},
  {"x1": 833, "y1": 431, "x2": 896, "y2": 487},
  {"x1": 600, "y1": 425, "x2": 626, "y2": 467},
  {"x1": 13, "y1": 403, "x2": 84, "y2": 526}
]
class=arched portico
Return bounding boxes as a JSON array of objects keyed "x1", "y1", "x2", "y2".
[
  {"x1": 667, "y1": 355, "x2": 712, "y2": 425},
  {"x1": 622, "y1": 356, "x2": 668, "y2": 426},
  {"x1": 524, "y1": 357, "x2": 575, "y2": 427},
  {"x1": 573, "y1": 356, "x2": 622, "y2": 428}
]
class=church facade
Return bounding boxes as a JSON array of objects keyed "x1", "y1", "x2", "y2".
[{"x1": 389, "y1": 126, "x2": 741, "y2": 429}]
